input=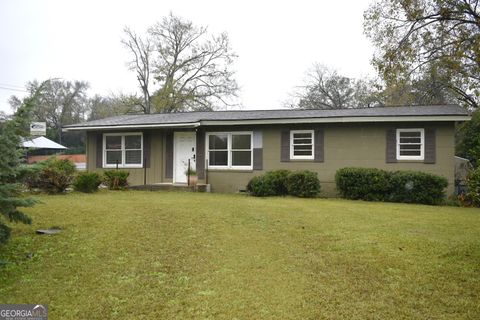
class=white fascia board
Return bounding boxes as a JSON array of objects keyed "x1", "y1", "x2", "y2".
[
  {"x1": 200, "y1": 115, "x2": 470, "y2": 126},
  {"x1": 62, "y1": 122, "x2": 201, "y2": 132}
]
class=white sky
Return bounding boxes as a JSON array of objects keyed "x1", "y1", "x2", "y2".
[{"x1": 0, "y1": 0, "x2": 375, "y2": 114}]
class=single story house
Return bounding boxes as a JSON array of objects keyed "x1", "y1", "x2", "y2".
[{"x1": 63, "y1": 105, "x2": 470, "y2": 196}]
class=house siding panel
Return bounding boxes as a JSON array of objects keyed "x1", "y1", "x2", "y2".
[
  {"x1": 85, "y1": 122, "x2": 455, "y2": 196},
  {"x1": 205, "y1": 122, "x2": 455, "y2": 196}
]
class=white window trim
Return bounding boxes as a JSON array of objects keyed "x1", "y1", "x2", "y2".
[
  {"x1": 206, "y1": 132, "x2": 253, "y2": 170},
  {"x1": 290, "y1": 130, "x2": 315, "y2": 160},
  {"x1": 103, "y1": 132, "x2": 143, "y2": 168},
  {"x1": 396, "y1": 128, "x2": 424, "y2": 161}
]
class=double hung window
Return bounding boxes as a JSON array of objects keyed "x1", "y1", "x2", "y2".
[{"x1": 103, "y1": 133, "x2": 143, "y2": 168}]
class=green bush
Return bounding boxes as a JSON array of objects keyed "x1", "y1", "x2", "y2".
[
  {"x1": 335, "y1": 167, "x2": 390, "y2": 201},
  {"x1": 247, "y1": 170, "x2": 320, "y2": 198},
  {"x1": 265, "y1": 170, "x2": 290, "y2": 196},
  {"x1": 464, "y1": 166, "x2": 480, "y2": 207},
  {"x1": 388, "y1": 170, "x2": 447, "y2": 205},
  {"x1": 335, "y1": 167, "x2": 448, "y2": 205},
  {"x1": 246, "y1": 170, "x2": 291, "y2": 197},
  {"x1": 21, "y1": 157, "x2": 76, "y2": 193},
  {"x1": 39, "y1": 158, "x2": 77, "y2": 193},
  {"x1": 103, "y1": 170, "x2": 129, "y2": 190},
  {"x1": 246, "y1": 175, "x2": 275, "y2": 197},
  {"x1": 286, "y1": 171, "x2": 321, "y2": 198},
  {"x1": 73, "y1": 172, "x2": 102, "y2": 193}
]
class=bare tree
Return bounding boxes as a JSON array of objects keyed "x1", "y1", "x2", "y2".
[
  {"x1": 122, "y1": 27, "x2": 153, "y2": 114},
  {"x1": 123, "y1": 13, "x2": 238, "y2": 113},
  {"x1": 288, "y1": 64, "x2": 382, "y2": 109}
]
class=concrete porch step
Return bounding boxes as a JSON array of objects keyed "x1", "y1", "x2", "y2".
[{"x1": 128, "y1": 183, "x2": 210, "y2": 192}]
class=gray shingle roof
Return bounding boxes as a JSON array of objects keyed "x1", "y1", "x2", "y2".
[{"x1": 64, "y1": 105, "x2": 469, "y2": 129}]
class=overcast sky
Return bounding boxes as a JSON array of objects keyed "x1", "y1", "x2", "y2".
[{"x1": 0, "y1": 0, "x2": 375, "y2": 114}]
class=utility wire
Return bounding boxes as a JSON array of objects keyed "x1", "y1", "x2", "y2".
[
  {"x1": 0, "y1": 82, "x2": 25, "y2": 89},
  {"x1": 0, "y1": 85, "x2": 27, "y2": 92}
]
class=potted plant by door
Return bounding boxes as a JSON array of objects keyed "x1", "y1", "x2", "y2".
[{"x1": 186, "y1": 168, "x2": 197, "y2": 186}]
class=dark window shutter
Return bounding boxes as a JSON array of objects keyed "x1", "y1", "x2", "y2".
[
  {"x1": 386, "y1": 128, "x2": 397, "y2": 163},
  {"x1": 196, "y1": 130, "x2": 205, "y2": 179},
  {"x1": 424, "y1": 128, "x2": 436, "y2": 164},
  {"x1": 165, "y1": 132, "x2": 174, "y2": 179},
  {"x1": 143, "y1": 132, "x2": 151, "y2": 168},
  {"x1": 314, "y1": 129, "x2": 324, "y2": 162},
  {"x1": 281, "y1": 130, "x2": 290, "y2": 162},
  {"x1": 253, "y1": 149, "x2": 263, "y2": 170},
  {"x1": 96, "y1": 133, "x2": 103, "y2": 168}
]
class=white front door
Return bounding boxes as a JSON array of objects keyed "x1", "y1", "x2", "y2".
[{"x1": 174, "y1": 132, "x2": 196, "y2": 183}]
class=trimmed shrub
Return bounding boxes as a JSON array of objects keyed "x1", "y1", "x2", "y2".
[
  {"x1": 246, "y1": 170, "x2": 291, "y2": 197},
  {"x1": 286, "y1": 170, "x2": 321, "y2": 198},
  {"x1": 73, "y1": 172, "x2": 102, "y2": 193},
  {"x1": 335, "y1": 167, "x2": 448, "y2": 205},
  {"x1": 246, "y1": 175, "x2": 276, "y2": 197},
  {"x1": 103, "y1": 170, "x2": 129, "y2": 190},
  {"x1": 335, "y1": 167, "x2": 391, "y2": 201},
  {"x1": 247, "y1": 170, "x2": 320, "y2": 197},
  {"x1": 265, "y1": 170, "x2": 290, "y2": 196},
  {"x1": 388, "y1": 170, "x2": 447, "y2": 205}
]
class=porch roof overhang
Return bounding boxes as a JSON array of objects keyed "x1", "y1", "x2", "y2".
[{"x1": 63, "y1": 122, "x2": 201, "y2": 131}]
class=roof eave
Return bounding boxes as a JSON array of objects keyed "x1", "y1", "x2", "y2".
[
  {"x1": 199, "y1": 115, "x2": 470, "y2": 126},
  {"x1": 62, "y1": 115, "x2": 470, "y2": 131},
  {"x1": 62, "y1": 122, "x2": 201, "y2": 132}
]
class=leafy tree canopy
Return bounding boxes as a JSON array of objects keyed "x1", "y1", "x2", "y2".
[
  {"x1": 9, "y1": 79, "x2": 89, "y2": 145},
  {"x1": 364, "y1": 0, "x2": 480, "y2": 109},
  {"x1": 457, "y1": 108, "x2": 480, "y2": 166}
]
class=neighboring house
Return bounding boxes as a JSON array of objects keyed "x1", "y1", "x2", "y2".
[{"x1": 63, "y1": 105, "x2": 470, "y2": 196}]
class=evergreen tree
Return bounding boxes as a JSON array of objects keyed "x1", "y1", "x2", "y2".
[{"x1": 0, "y1": 90, "x2": 41, "y2": 244}]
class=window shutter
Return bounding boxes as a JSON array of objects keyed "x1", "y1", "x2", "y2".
[
  {"x1": 281, "y1": 130, "x2": 290, "y2": 162},
  {"x1": 165, "y1": 132, "x2": 174, "y2": 179},
  {"x1": 386, "y1": 128, "x2": 397, "y2": 163},
  {"x1": 143, "y1": 132, "x2": 151, "y2": 168},
  {"x1": 253, "y1": 131, "x2": 263, "y2": 170},
  {"x1": 196, "y1": 130, "x2": 205, "y2": 179},
  {"x1": 424, "y1": 128, "x2": 436, "y2": 164},
  {"x1": 96, "y1": 133, "x2": 103, "y2": 168},
  {"x1": 314, "y1": 129, "x2": 324, "y2": 162}
]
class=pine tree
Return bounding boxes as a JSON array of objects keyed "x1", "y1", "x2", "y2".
[{"x1": 0, "y1": 91, "x2": 41, "y2": 244}]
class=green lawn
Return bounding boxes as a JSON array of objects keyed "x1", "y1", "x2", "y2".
[{"x1": 1, "y1": 191, "x2": 479, "y2": 319}]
